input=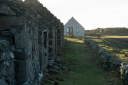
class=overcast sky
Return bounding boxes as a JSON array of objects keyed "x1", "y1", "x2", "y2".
[{"x1": 39, "y1": 0, "x2": 128, "y2": 30}]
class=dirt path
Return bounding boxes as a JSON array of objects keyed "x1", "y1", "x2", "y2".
[{"x1": 60, "y1": 38, "x2": 121, "y2": 85}]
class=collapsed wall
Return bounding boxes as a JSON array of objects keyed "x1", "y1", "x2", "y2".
[{"x1": 0, "y1": 0, "x2": 64, "y2": 85}]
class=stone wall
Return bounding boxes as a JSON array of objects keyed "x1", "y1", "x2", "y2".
[
  {"x1": 85, "y1": 37, "x2": 128, "y2": 85},
  {"x1": 0, "y1": 0, "x2": 64, "y2": 85}
]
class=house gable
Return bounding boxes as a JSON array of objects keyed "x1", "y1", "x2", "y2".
[{"x1": 64, "y1": 17, "x2": 85, "y2": 37}]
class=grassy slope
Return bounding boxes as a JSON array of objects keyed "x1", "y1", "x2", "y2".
[
  {"x1": 89, "y1": 36, "x2": 128, "y2": 62},
  {"x1": 60, "y1": 38, "x2": 121, "y2": 85}
]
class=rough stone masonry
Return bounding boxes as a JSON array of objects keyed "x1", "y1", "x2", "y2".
[{"x1": 0, "y1": 0, "x2": 64, "y2": 85}]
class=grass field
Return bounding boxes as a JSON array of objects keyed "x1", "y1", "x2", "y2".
[
  {"x1": 88, "y1": 36, "x2": 128, "y2": 62},
  {"x1": 59, "y1": 38, "x2": 121, "y2": 85},
  {"x1": 102, "y1": 36, "x2": 128, "y2": 39}
]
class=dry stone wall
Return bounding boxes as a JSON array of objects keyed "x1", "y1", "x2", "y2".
[{"x1": 85, "y1": 37, "x2": 128, "y2": 85}]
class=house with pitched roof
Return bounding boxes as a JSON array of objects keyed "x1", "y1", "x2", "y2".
[{"x1": 64, "y1": 17, "x2": 85, "y2": 37}]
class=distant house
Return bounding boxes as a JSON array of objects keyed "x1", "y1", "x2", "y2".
[{"x1": 64, "y1": 17, "x2": 85, "y2": 37}]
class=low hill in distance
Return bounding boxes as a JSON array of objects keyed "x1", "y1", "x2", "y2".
[{"x1": 86, "y1": 27, "x2": 128, "y2": 36}]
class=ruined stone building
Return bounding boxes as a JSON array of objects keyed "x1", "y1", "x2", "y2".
[{"x1": 0, "y1": 0, "x2": 64, "y2": 85}]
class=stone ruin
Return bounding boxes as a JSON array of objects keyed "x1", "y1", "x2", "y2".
[{"x1": 0, "y1": 0, "x2": 64, "y2": 85}]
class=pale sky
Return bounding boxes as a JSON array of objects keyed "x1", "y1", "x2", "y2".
[{"x1": 39, "y1": 0, "x2": 128, "y2": 30}]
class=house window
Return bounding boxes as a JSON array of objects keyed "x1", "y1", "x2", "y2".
[
  {"x1": 67, "y1": 28, "x2": 69, "y2": 32},
  {"x1": 76, "y1": 28, "x2": 79, "y2": 33}
]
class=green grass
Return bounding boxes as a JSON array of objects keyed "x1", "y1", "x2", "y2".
[
  {"x1": 88, "y1": 36, "x2": 128, "y2": 62},
  {"x1": 59, "y1": 38, "x2": 121, "y2": 85},
  {"x1": 102, "y1": 36, "x2": 128, "y2": 39}
]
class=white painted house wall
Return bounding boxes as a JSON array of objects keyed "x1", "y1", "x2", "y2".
[{"x1": 64, "y1": 17, "x2": 85, "y2": 37}]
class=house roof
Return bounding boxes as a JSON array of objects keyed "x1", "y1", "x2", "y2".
[{"x1": 65, "y1": 17, "x2": 85, "y2": 29}]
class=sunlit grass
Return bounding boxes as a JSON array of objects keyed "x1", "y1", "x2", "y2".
[
  {"x1": 102, "y1": 36, "x2": 128, "y2": 39},
  {"x1": 89, "y1": 36, "x2": 128, "y2": 62},
  {"x1": 65, "y1": 37, "x2": 84, "y2": 43}
]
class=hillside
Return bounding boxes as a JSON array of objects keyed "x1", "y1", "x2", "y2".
[{"x1": 86, "y1": 27, "x2": 128, "y2": 36}]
